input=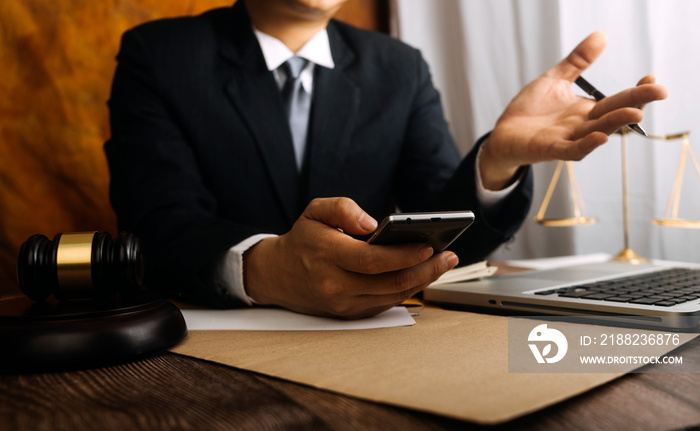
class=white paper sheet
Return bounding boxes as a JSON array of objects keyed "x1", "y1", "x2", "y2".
[{"x1": 180, "y1": 306, "x2": 416, "y2": 331}]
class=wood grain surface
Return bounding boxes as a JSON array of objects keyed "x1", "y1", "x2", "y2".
[
  {"x1": 0, "y1": 0, "x2": 387, "y2": 299},
  {"x1": 1, "y1": 339, "x2": 700, "y2": 431}
]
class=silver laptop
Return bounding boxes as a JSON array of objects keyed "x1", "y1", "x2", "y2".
[{"x1": 423, "y1": 261, "x2": 700, "y2": 331}]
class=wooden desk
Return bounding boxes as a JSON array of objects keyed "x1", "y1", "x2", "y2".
[{"x1": 2, "y1": 337, "x2": 700, "y2": 430}]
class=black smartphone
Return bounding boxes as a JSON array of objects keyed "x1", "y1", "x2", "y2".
[{"x1": 367, "y1": 211, "x2": 475, "y2": 252}]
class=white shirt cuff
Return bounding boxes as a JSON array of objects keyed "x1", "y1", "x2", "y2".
[{"x1": 213, "y1": 233, "x2": 277, "y2": 306}]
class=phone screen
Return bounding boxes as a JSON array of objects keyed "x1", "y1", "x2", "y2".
[{"x1": 367, "y1": 211, "x2": 474, "y2": 252}]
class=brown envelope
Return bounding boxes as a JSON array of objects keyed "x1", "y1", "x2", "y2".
[{"x1": 171, "y1": 306, "x2": 694, "y2": 424}]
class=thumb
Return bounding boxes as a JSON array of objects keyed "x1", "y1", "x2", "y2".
[
  {"x1": 548, "y1": 30, "x2": 608, "y2": 82},
  {"x1": 302, "y1": 197, "x2": 378, "y2": 236}
]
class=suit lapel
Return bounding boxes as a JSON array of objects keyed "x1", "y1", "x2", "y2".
[
  {"x1": 218, "y1": 6, "x2": 361, "y2": 218},
  {"x1": 305, "y1": 22, "x2": 360, "y2": 202},
  {"x1": 219, "y1": 3, "x2": 302, "y2": 224}
]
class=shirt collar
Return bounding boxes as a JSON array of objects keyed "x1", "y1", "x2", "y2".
[{"x1": 253, "y1": 27, "x2": 335, "y2": 71}]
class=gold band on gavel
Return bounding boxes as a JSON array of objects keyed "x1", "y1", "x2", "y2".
[{"x1": 56, "y1": 232, "x2": 96, "y2": 292}]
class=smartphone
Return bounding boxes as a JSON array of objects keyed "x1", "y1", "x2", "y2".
[{"x1": 367, "y1": 211, "x2": 475, "y2": 252}]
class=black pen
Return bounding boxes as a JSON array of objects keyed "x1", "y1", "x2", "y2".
[{"x1": 575, "y1": 76, "x2": 648, "y2": 137}]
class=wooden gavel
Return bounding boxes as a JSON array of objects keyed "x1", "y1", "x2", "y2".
[{"x1": 17, "y1": 232, "x2": 143, "y2": 301}]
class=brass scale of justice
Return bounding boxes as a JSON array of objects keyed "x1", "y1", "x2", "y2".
[{"x1": 535, "y1": 126, "x2": 698, "y2": 264}]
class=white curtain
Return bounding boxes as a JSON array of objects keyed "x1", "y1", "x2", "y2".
[{"x1": 395, "y1": 0, "x2": 700, "y2": 264}]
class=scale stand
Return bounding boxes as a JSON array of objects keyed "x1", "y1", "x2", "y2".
[{"x1": 611, "y1": 128, "x2": 649, "y2": 264}]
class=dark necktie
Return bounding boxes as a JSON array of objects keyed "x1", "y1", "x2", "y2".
[{"x1": 280, "y1": 57, "x2": 311, "y2": 170}]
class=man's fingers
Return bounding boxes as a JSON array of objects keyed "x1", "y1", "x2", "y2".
[
  {"x1": 320, "y1": 252, "x2": 458, "y2": 318},
  {"x1": 637, "y1": 74, "x2": 656, "y2": 86},
  {"x1": 306, "y1": 252, "x2": 457, "y2": 319},
  {"x1": 302, "y1": 197, "x2": 377, "y2": 236},
  {"x1": 549, "y1": 100, "x2": 659, "y2": 160},
  {"x1": 548, "y1": 106, "x2": 649, "y2": 161},
  {"x1": 547, "y1": 132, "x2": 608, "y2": 162},
  {"x1": 634, "y1": 75, "x2": 665, "y2": 111},
  {"x1": 548, "y1": 31, "x2": 608, "y2": 82},
  {"x1": 333, "y1": 241, "x2": 437, "y2": 274},
  {"x1": 588, "y1": 84, "x2": 668, "y2": 120},
  {"x1": 353, "y1": 251, "x2": 459, "y2": 295},
  {"x1": 586, "y1": 108, "x2": 644, "y2": 135}
]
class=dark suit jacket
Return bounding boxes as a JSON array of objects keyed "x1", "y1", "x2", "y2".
[{"x1": 105, "y1": 1, "x2": 533, "y2": 307}]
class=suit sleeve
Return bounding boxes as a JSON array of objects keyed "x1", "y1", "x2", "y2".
[
  {"x1": 395, "y1": 50, "x2": 533, "y2": 264},
  {"x1": 105, "y1": 28, "x2": 259, "y2": 308}
]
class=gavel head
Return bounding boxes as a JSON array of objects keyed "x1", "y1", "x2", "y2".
[{"x1": 17, "y1": 232, "x2": 144, "y2": 301}]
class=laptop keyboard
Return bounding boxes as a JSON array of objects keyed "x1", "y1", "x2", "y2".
[{"x1": 534, "y1": 267, "x2": 700, "y2": 307}]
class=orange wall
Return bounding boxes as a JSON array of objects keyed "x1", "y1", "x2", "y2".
[{"x1": 0, "y1": 0, "x2": 387, "y2": 298}]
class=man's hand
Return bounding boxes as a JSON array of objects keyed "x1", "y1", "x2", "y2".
[
  {"x1": 244, "y1": 197, "x2": 459, "y2": 319},
  {"x1": 480, "y1": 31, "x2": 668, "y2": 190}
]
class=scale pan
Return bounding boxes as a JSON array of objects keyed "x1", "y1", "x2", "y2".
[
  {"x1": 652, "y1": 218, "x2": 700, "y2": 229},
  {"x1": 536, "y1": 217, "x2": 598, "y2": 227}
]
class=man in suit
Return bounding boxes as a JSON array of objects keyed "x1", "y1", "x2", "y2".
[{"x1": 105, "y1": 0, "x2": 666, "y2": 318}]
